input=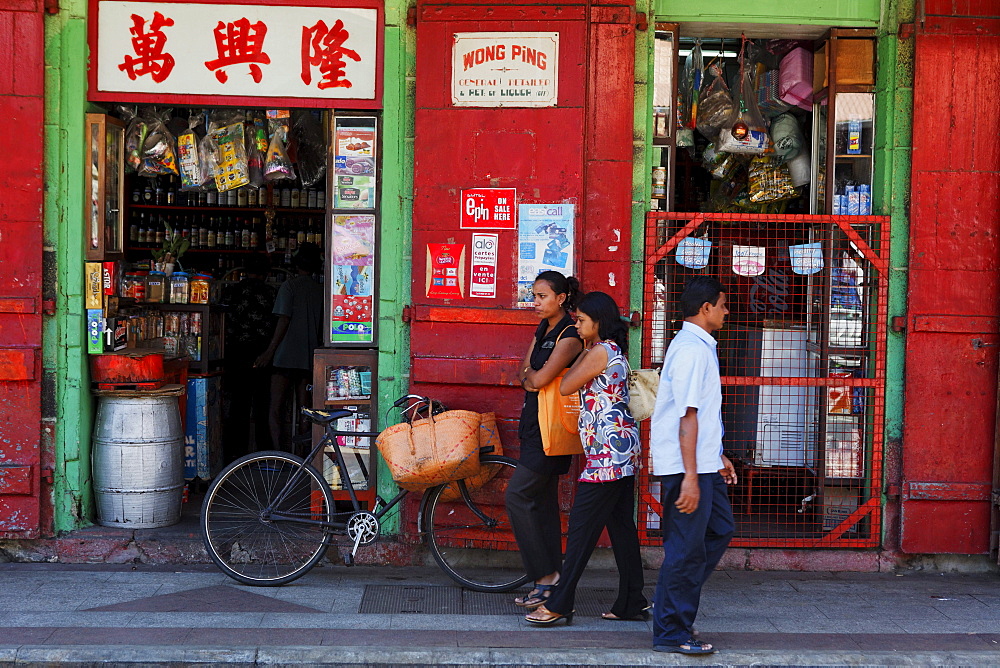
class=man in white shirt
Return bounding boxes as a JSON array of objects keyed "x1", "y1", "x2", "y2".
[{"x1": 650, "y1": 276, "x2": 737, "y2": 655}]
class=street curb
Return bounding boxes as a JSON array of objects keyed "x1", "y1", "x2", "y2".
[{"x1": 3, "y1": 644, "x2": 1000, "y2": 666}]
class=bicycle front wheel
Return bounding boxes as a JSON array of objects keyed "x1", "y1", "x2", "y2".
[
  {"x1": 423, "y1": 455, "x2": 530, "y2": 592},
  {"x1": 201, "y1": 450, "x2": 334, "y2": 586}
]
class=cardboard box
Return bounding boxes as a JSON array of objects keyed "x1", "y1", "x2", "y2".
[
  {"x1": 103, "y1": 316, "x2": 128, "y2": 352},
  {"x1": 85, "y1": 263, "x2": 103, "y2": 310},
  {"x1": 86, "y1": 310, "x2": 104, "y2": 354},
  {"x1": 822, "y1": 486, "x2": 859, "y2": 532},
  {"x1": 102, "y1": 261, "x2": 118, "y2": 296}
]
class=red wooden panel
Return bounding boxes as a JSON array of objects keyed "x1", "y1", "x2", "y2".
[
  {"x1": 419, "y1": 3, "x2": 586, "y2": 22},
  {"x1": 410, "y1": 305, "x2": 535, "y2": 325},
  {"x1": 586, "y1": 21, "x2": 634, "y2": 162},
  {"x1": 903, "y1": 20, "x2": 1000, "y2": 554},
  {"x1": 415, "y1": 20, "x2": 587, "y2": 110},
  {"x1": 12, "y1": 9, "x2": 42, "y2": 96},
  {"x1": 0, "y1": 465, "x2": 32, "y2": 495},
  {"x1": 0, "y1": 11, "x2": 11, "y2": 95},
  {"x1": 0, "y1": 349, "x2": 34, "y2": 380},
  {"x1": 410, "y1": 323, "x2": 529, "y2": 360},
  {"x1": 924, "y1": 0, "x2": 1000, "y2": 17},
  {"x1": 0, "y1": 1, "x2": 43, "y2": 538},
  {"x1": 412, "y1": 357, "x2": 521, "y2": 385}
]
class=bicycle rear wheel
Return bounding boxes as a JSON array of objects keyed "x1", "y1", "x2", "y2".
[
  {"x1": 201, "y1": 450, "x2": 334, "y2": 586},
  {"x1": 423, "y1": 455, "x2": 530, "y2": 592}
]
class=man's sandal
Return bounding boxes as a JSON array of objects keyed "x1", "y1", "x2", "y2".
[
  {"x1": 513, "y1": 583, "x2": 556, "y2": 610},
  {"x1": 653, "y1": 639, "x2": 715, "y2": 655}
]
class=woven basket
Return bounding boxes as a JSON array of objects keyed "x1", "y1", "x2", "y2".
[
  {"x1": 376, "y1": 407, "x2": 482, "y2": 492},
  {"x1": 438, "y1": 412, "x2": 504, "y2": 502}
]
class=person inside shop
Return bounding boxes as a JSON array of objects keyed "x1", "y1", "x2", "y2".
[
  {"x1": 254, "y1": 242, "x2": 324, "y2": 454},
  {"x1": 222, "y1": 252, "x2": 277, "y2": 460},
  {"x1": 649, "y1": 276, "x2": 738, "y2": 655},
  {"x1": 525, "y1": 291, "x2": 647, "y2": 626},
  {"x1": 506, "y1": 271, "x2": 583, "y2": 611}
]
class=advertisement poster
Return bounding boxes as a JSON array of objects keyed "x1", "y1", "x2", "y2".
[
  {"x1": 470, "y1": 233, "x2": 499, "y2": 298},
  {"x1": 426, "y1": 243, "x2": 466, "y2": 299},
  {"x1": 516, "y1": 203, "x2": 574, "y2": 307},
  {"x1": 452, "y1": 32, "x2": 559, "y2": 107},
  {"x1": 334, "y1": 119, "x2": 376, "y2": 210},
  {"x1": 331, "y1": 214, "x2": 375, "y2": 343},
  {"x1": 335, "y1": 175, "x2": 375, "y2": 209},
  {"x1": 460, "y1": 188, "x2": 516, "y2": 229}
]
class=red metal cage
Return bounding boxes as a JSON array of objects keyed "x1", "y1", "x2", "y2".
[{"x1": 639, "y1": 211, "x2": 890, "y2": 549}]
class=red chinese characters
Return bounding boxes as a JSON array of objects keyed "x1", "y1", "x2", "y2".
[
  {"x1": 204, "y1": 18, "x2": 271, "y2": 83},
  {"x1": 118, "y1": 11, "x2": 176, "y2": 83},
  {"x1": 301, "y1": 19, "x2": 360, "y2": 89}
]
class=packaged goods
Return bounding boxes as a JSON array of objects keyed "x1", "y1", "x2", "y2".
[
  {"x1": 779, "y1": 47, "x2": 814, "y2": 111},
  {"x1": 210, "y1": 123, "x2": 250, "y2": 192},
  {"x1": 169, "y1": 272, "x2": 190, "y2": 304}
]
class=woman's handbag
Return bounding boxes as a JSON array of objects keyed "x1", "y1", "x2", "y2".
[
  {"x1": 538, "y1": 372, "x2": 584, "y2": 455},
  {"x1": 628, "y1": 368, "x2": 660, "y2": 422},
  {"x1": 375, "y1": 403, "x2": 482, "y2": 492}
]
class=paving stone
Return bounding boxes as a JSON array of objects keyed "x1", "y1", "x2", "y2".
[
  {"x1": 86, "y1": 584, "x2": 322, "y2": 613},
  {"x1": 185, "y1": 626, "x2": 326, "y2": 646},
  {"x1": 258, "y1": 612, "x2": 391, "y2": 629},
  {"x1": 0, "y1": 627, "x2": 57, "y2": 644},
  {"x1": 124, "y1": 612, "x2": 266, "y2": 628},
  {"x1": 45, "y1": 626, "x2": 191, "y2": 645}
]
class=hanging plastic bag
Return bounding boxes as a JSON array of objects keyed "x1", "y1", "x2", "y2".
[
  {"x1": 718, "y1": 67, "x2": 770, "y2": 155},
  {"x1": 696, "y1": 70, "x2": 736, "y2": 142},
  {"x1": 246, "y1": 112, "x2": 267, "y2": 188},
  {"x1": 264, "y1": 126, "x2": 297, "y2": 182},
  {"x1": 748, "y1": 156, "x2": 797, "y2": 202},
  {"x1": 702, "y1": 143, "x2": 742, "y2": 181},
  {"x1": 136, "y1": 108, "x2": 179, "y2": 177},
  {"x1": 210, "y1": 122, "x2": 250, "y2": 192},
  {"x1": 291, "y1": 110, "x2": 327, "y2": 188},
  {"x1": 119, "y1": 106, "x2": 145, "y2": 173},
  {"x1": 771, "y1": 113, "x2": 804, "y2": 161}
]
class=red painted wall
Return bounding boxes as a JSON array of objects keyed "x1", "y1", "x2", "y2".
[
  {"x1": 902, "y1": 10, "x2": 1000, "y2": 553},
  {"x1": 0, "y1": 0, "x2": 45, "y2": 538}
]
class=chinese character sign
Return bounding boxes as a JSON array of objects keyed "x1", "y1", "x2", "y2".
[{"x1": 97, "y1": 2, "x2": 378, "y2": 100}]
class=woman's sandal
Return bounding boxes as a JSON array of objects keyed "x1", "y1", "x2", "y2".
[
  {"x1": 653, "y1": 639, "x2": 715, "y2": 655},
  {"x1": 513, "y1": 582, "x2": 556, "y2": 610},
  {"x1": 525, "y1": 605, "x2": 574, "y2": 626},
  {"x1": 601, "y1": 610, "x2": 650, "y2": 621}
]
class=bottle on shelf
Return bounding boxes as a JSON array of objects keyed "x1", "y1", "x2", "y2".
[
  {"x1": 227, "y1": 189, "x2": 237, "y2": 207},
  {"x1": 143, "y1": 181, "x2": 154, "y2": 205},
  {"x1": 206, "y1": 189, "x2": 218, "y2": 207},
  {"x1": 224, "y1": 217, "x2": 235, "y2": 249},
  {"x1": 154, "y1": 180, "x2": 165, "y2": 206},
  {"x1": 237, "y1": 187, "x2": 248, "y2": 208},
  {"x1": 198, "y1": 215, "x2": 209, "y2": 248},
  {"x1": 129, "y1": 212, "x2": 139, "y2": 244},
  {"x1": 240, "y1": 218, "x2": 251, "y2": 249},
  {"x1": 131, "y1": 186, "x2": 141, "y2": 205},
  {"x1": 305, "y1": 218, "x2": 315, "y2": 245},
  {"x1": 290, "y1": 188, "x2": 301, "y2": 209},
  {"x1": 198, "y1": 191, "x2": 207, "y2": 207},
  {"x1": 250, "y1": 217, "x2": 261, "y2": 249},
  {"x1": 166, "y1": 177, "x2": 177, "y2": 206},
  {"x1": 296, "y1": 222, "x2": 306, "y2": 247},
  {"x1": 154, "y1": 214, "x2": 165, "y2": 245},
  {"x1": 207, "y1": 217, "x2": 217, "y2": 249}
]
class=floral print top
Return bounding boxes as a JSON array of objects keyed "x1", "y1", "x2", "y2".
[{"x1": 578, "y1": 340, "x2": 641, "y2": 483}]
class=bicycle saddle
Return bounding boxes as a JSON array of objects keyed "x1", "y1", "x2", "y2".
[{"x1": 300, "y1": 407, "x2": 353, "y2": 424}]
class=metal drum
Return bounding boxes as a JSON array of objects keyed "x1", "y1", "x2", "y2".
[{"x1": 92, "y1": 394, "x2": 184, "y2": 528}]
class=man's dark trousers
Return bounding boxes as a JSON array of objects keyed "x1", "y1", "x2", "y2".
[{"x1": 652, "y1": 472, "x2": 735, "y2": 647}]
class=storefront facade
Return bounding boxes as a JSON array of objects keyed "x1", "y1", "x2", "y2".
[{"x1": 2, "y1": 0, "x2": 997, "y2": 567}]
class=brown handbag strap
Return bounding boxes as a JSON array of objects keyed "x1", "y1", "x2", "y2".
[{"x1": 406, "y1": 400, "x2": 438, "y2": 458}]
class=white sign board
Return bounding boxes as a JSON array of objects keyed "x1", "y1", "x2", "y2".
[
  {"x1": 95, "y1": 1, "x2": 378, "y2": 100},
  {"x1": 470, "y1": 233, "x2": 499, "y2": 298},
  {"x1": 452, "y1": 32, "x2": 558, "y2": 107}
]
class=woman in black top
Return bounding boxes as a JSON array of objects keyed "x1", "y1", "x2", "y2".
[{"x1": 506, "y1": 271, "x2": 583, "y2": 610}]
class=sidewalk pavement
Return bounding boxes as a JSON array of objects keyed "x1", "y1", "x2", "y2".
[{"x1": 1, "y1": 562, "x2": 1000, "y2": 667}]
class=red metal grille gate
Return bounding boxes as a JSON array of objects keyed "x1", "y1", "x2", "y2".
[{"x1": 639, "y1": 211, "x2": 889, "y2": 549}]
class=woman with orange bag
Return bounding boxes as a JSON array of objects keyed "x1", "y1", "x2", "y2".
[
  {"x1": 526, "y1": 291, "x2": 647, "y2": 625},
  {"x1": 506, "y1": 271, "x2": 583, "y2": 611}
]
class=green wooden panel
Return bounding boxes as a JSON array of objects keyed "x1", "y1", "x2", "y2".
[{"x1": 656, "y1": 0, "x2": 881, "y2": 26}]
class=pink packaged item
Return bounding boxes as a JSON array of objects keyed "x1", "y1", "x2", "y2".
[{"x1": 779, "y1": 47, "x2": 814, "y2": 111}]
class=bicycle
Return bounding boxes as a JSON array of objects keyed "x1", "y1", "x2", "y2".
[{"x1": 200, "y1": 394, "x2": 529, "y2": 592}]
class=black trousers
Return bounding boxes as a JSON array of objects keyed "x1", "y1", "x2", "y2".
[
  {"x1": 505, "y1": 464, "x2": 563, "y2": 581},
  {"x1": 652, "y1": 473, "x2": 735, "y2": 646},
  {"x1": 546, "y1": 476, "x2": 647, "y2": 619}
]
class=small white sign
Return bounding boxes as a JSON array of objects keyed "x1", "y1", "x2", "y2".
[
  {"x1": 470, "y1": 233, "x2": 499, "y2": 298},
  {"x1": 452, "y1": 32, "x2": 558, "y2": 107},
  {"x1": 95, "y1": 1, "x2": 378, "y2": 100}
]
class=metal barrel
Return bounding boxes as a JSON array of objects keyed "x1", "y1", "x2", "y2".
[{"x1": 92, "y1": 395, "x2": 184, "y2": 528}]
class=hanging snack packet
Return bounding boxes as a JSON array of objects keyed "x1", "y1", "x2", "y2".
[
  {"x1": 264, "y1": 126, "x2": 297, "y2": 182},
  {"x1": 177, "y1": 113, "x2": 207, "y2": 189},
  {"x1": 748, "y1": 156, "x2": 797, "y2": 202},
  {"x1": 210, "y1": 122, "x2": 250, "y2": 192}
]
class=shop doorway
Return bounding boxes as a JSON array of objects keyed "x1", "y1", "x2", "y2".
[{"x1": 640, "y1": 25, "x2": 886, "y2": 548}]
